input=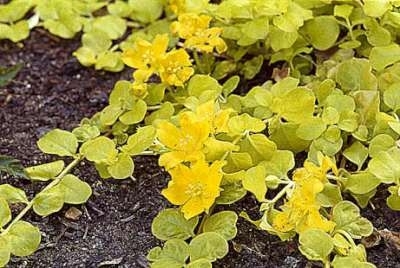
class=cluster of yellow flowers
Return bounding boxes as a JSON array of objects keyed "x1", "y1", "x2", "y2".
[
  {"x1": 171, "y1": 13, "x2": 227, "y2": 54},
  {"x1": 122, "y1": 34, "x2": 194, "y2": 96},
  {"x1": 156, "y1": 101, "x2": 232, "y2": 219},
  {"x1": 273, "y1": 155, "x2": 338, "y2": 233}
]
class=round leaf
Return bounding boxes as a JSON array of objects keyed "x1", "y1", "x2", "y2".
[
  {"x1": 203, "y1": 211, "x2": 238, "y2": 240},
  {"x1": 100, "y1": 105, "x2": 124, "y2": 126},
  {"x1": 122, "y1": 126, "x2": 156, "y2": 156},
  {"x1": 303, "y1": 16, "x2": 339, "y2": 50},
  {"x1": 387, "y1": 193, "x2": 400, "y2": 211},
  {"x1": 277, "y1": 88, "x2": 316, "y2": 123},
  {"x1": 0, "y1": 184, "x2": 28, "y2": 204},
  {"x1": 152, "y1": 209, "x2": 199, "y2": 241},
  {"x1": 109, "y1": 80, "x2": 135, "y2": 107},
  {"x1": 37, "y1": 129, "x2": 78, "y2": 157},
  {"x1": 7, "y1": 221, "x2": 41, "y2": 257},
  {"x1": 0, "y1": 236, "x2": 10, "y2": 267},
  {"x1": 148, "y1": 239, "x2": 189, "y2": 265},
  {"x1": 119, "y1": 99, "x2": 147, "y2": 125},
  {"x1": 332, "y1": 201, "x2": 373, "y2": 238},
  {"x1": 228, "y1": 113, "x2": 266, "y2": 134},
  {"x1": 25, "y1": 160, "x2": 65, "y2": 181},
  {"x1": 59, "y1": 174, "x2": 92, "y2": 204},
  {"x1": 80, "y1": 136, "x2": 118, "y2": 164},
  {"x1": 296, "y1": 117, "x2": 327, "y2": 140},
  {"x1": 343, "y1": 141, "x2": 368, "y2": 169},
  {"x1": 107, "y1": 153, "x2": 134, "y2": 179},
  {"x1": 383, "y1": 82, "x2": 400, "y2": 112},
  {"x1": 90, "y1": 15, "x2": 127, "y2": 40},
  {"x1": 368, "y1": 148, "x2": 400, "y2": 183},
  {"x1": 299, "y1": 229, "x2": 333, "y2": 261},
  {"x1": 370, "y1": 44, "x2": 400, "y2": 71},
  {"x1": 345, "y1": 172, "x2": 380, "y2": 195},
  {"x1": 189, "y1": 232, "x2": 228, "y2": 261},
  {"x1": 32, "y1": 186, "x2": 64, "y2": 216},
  {"x1": 81, "y1": 30, "x2": 111, "y2": 54},
  {"x1": 215, "y1": 183, "x2": 247, "y2": 205},
  {"x1": 0, "y1": 198, "x2": 11, "y2": 227},
  {"x1": 336, "y1": 59, "x2": 377, "y2": 92}
]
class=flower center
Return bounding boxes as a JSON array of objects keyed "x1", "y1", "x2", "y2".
[
  {"x1": 179, "y1": 135, "x2": 193, "y2": 147},
  {"x1": 185, "y1": 182, "x2": 204, "y2": 197}
]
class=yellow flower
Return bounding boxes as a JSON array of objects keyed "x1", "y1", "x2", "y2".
[
  {"x1": 171, "y1": 13, "x2": 227, "y2": 53},
  {"x1": 157, "y1": 112, "x2": 209, "y2": 169},
  {"x1": 297, "y1": 210, "x2": 335, "y2": 233},
  {"x1": 130, "y1": 70, "x2": 149, "y2": 98},
  {"x1": 272, "y1": 156, "x2": 336, "y2": 233},
  {"x1": 158, "y1": 49, "x2": 194, "y2": 87},
  {"x1": 168, "y1": 0, "x2": 210, "y2": 16},
  {"x1": 303, "y1": 154, "x2": 338, "y2": 183},
  {"x1": 162, "y1": 160, "x2": 225, "y2": 219},
  {"x1": 131, "y1": 81, "x2": 148, "y2": 99},
  {"x1": 171, "y1": 13, "x2": 211, "y2": 39},
  {"x1": 122, "y1": 34, "x2": 169, "y2": 72},
  {"x1": 168, "y1": 0, "x2": 186, "y2": 15}
]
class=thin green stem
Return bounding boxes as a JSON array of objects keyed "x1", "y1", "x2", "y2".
[
  {"x1": 193, "y1": 51, "x2": 207, "y2": 74},
  {"x1": 126, "y1": 21, "x2": 142, "y2": 28},
  {"x1": 220, "y1": 134, "x2": 245, "y2": 161},
  {"x1": 2, "y1": 157, "x2": 82, "y2": 235},
  {"x1": 136, "y1": 150, "x2": 160, "y2": 156},
  {"x1": 147, "y1": 103, "x2": 180, "y2": 111},
  {"x1": 265, "y1": 182, "x2": 294, "y2": 204},
  {"x1": 336, "y1": 230, "x2": 357, "y2": 248},
  {"x1": 197, "y1": 204, "x2": 215, "y2": 235}
]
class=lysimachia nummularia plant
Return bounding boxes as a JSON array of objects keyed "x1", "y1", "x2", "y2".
[{"x1": 2, "y1": 0, "x2": 400, "y2": 267}]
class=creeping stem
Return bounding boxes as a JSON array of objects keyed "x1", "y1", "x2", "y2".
[
  {"x1": 265, "y1": 182, "x2": 294, "y2": 204},
  {"x1": 2, "y1": 156, "x2": 82, "y2": 235}
]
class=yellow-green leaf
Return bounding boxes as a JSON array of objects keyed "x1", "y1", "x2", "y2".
[
  {"x1": 59, "y1": 174, "x2": 92, "y2": 204},
  {"x1": 37, "y1": 129, "x2": 78, "y2": 157},
  {"x1": 0, "y1": 198, "x2": 11, "y2": 227},
  {"x1": 80, "y1": 136, "x2": 118, "y2": 164},
  {"x1": 7, "y1": 221, "x2": 41, "y2": 257},
  {"x1": 107, "y1": 153, "x2": 134, "y2": 179},
  {"x1": 32, "y1": 186, "x2": 64, "y2": 216},
  {"x1": 25, "y1": 160, "x2": 65, "y2": 181},
  {"x1": 0, "y1": 236, "x2": 10, "y2": 267},
  {"x1": 242, "y1": 165, "x2": 267, "y2": 202}
]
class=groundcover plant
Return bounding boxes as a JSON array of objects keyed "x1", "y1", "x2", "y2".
[{"x1": 1, "y1": 0, "x2": 400, "y2": 267}]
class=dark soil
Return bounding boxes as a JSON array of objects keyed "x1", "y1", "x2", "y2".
[{"x1": 0, "y1": 29, "x2": 399, "y2": 268}]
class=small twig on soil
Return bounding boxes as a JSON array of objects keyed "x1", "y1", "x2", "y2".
[
  {"x1": 238, "y1": 243, "x2": 269, "y2": 260},
  {"x1": 120, "y1": 202, "x2": 141, "y2": 223},
  {"x1": 83, "y1": 224, "x2": 89, "y2": 240},
  {"x1": 97, "y1": 257, "x2": 124, "y2": 267},
  {"x1": 87, "y1": 201, "x2": 105, "y2": 216},
  {"x1": 36, "y1": 28, "x2": 61, "y2": 42},
  {"x1": 82, "y1": 205, "x2": 92, "y2": 221},
  {"x1": 120, "y1": 214, "x2": 136, "y2": 223},
  {"x1": 369, "y1": 200, "x2": 376, "y2": 210},
  {"x1": 37, "y1": 242, "x2": 57, "y2": 251},
  {"x1": 53, "y1": 226, "x2": 68, "y2": 245}
]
